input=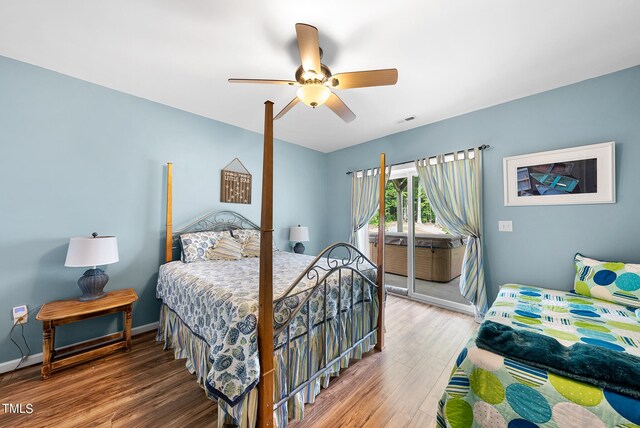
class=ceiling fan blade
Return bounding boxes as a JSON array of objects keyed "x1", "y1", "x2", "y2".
[
  {"x1": 295, "y1": 23, "x2": 321, "y2": 73},
  {"x1": 228, "y1": 78, "x2": 298, "y2": 86},
  {"x1": 325, "y1": 93, "x2": 356, "y2": 123},
  {"x1": 274, "y1": 97, "x2": 300, "y2": 120},
  {"x1": 328, "y1": 69, "x2": 398, "y2": 89}
]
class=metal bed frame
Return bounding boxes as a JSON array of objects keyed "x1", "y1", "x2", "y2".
[{"x1": 272, "y1": 242, "x2": 379, "y2": 410}]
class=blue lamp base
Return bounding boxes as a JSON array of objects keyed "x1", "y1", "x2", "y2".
[
  {"x1": 293, "y1": 242, "x2": 305, "y2": 254},
  {"x1": 77, "y1": 268, "x2": 109, "y2": 301}
]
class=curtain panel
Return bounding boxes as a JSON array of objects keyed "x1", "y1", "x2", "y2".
[
  {"x1": 350, "y1": 168, "x2": 385, "y2": 253},
  {"x1": 415, "y1": 149, "x2": 487, "y2": 320}
]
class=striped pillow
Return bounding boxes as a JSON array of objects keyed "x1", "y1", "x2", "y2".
[
  {"x1": 232, "y1": 228, "x2": 278, "y2": 252},
  {"x1": 242, "y1": 236, "x2": 261, "y2": 258},
  {"x1": 207, "y1": 236, "x2": 242, "y2": 261}
]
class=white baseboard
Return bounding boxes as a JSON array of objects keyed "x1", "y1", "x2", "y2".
[
  {"x1": 0, "y1": 321, "x2": 159, "y2": 375},
  {"x1": 0, "y1": 353, "x2": 43, "y2": 375}
]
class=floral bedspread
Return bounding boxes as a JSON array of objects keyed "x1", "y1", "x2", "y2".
[
  {"x1": 156, "y1": 251, "x2": 375, "y2": 406},
  {"x1": 438, "y1": 284, "x2": 640, "y2": 427}
]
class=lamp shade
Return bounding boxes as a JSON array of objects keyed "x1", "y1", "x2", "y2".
[
  {"x1": 289, "y1": 226, "x2": 309, "y2": 242},
  {"x1": 297, "y1": 84, "x2": 331, "y2": 108},
  {"x1": 65, "y1": 236, "x2": 119, "y2": 267}
]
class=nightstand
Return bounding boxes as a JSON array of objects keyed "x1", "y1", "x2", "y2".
[{"x1": 36, "y1": 288, "x2": 138, "y2": 379}]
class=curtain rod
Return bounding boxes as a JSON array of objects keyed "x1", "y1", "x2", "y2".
[{"x1": 345, "y1": 144, "x2": 491, "y2": 175}]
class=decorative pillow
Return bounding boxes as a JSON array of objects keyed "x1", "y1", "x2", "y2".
[
  {"x1": 232, "y1": 228, "x2": 278, "y2": 252},
  {"x1": 180, "y1": 231, "x2": 229, "y2": 263},
  {"x1": 574, "y1": 253, "x2": 640, "y2": 307},
  {"x1": 207, "y1": 236, "x2": 243, "y2": 261},
  {"x1": 242, "y1": 236, "x2": 262, "y2": 258},
  {"x1": 231, "y1": 228, "x2": 260, "y2": 244}
]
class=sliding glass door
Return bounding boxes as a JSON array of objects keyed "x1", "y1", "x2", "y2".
[{"x1": 370, "y1": 162, "x2": 472, "y2": 313}]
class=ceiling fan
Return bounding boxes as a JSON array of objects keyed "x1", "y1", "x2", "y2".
[{"x1": 229, "y1": 23, "x2": 398, "y2": 123}]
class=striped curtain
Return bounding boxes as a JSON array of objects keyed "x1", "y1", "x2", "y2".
[
  {"x1": 415, "y1": 149, "x2": 487, "y2": 320},
  {"x1": 350, "y1": 168, "x2": 385, "y2": 251}
]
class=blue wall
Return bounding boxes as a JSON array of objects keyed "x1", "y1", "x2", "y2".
[
  {"x1": 326, "y1": 66, "x2": 640, "y2": 303},
  {"x1": 2, "y1": 53, "x2": 639, "y2": 366},
  {"x1": 0, "y1": 56, "x2": 328, "y2": 363}
]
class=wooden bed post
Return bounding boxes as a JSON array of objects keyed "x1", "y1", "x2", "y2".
[
  {"x1": 375, "y1": 153, "x2": 386, "y2": 351},
  {"x1": 165, "y1": 162, "x2": 173, "y2": 263},
  {"x1": 257, "y1": 101, "x2": 275, "y2": 428}
]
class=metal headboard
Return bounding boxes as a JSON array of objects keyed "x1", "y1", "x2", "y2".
[{"x1": 169, "y1": 210, "x2": 259, "y2": 261}]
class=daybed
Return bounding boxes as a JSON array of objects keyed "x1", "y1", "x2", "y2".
[
  {"x1": 369, "y1": 232, "x2": 465, "y2": 282},
  {"x1": 437, "y1": 282, "x2": 640, "y2": 427}
]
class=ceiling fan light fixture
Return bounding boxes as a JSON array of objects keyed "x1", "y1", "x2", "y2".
[
  {"x1": 297, "y1": 84, "x2": 331, "y2": 108},
  {"x1": 302, "y1": 70, "x2": 325, "y2": 82}
]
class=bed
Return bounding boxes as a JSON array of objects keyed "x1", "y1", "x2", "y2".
[
  {"x1": 437, "y1": 283, "x2": 640, "y2": 427},
  {"x1": 156, "y1": 104, "x2": 388, "y2": 428},
  {"x1": 156, "y1": 212, "x2": 379, "y2": 426}
]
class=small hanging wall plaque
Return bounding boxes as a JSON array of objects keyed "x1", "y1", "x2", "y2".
[{"x1": 221, "y1": 158, "x2": 252, "y2": 204}]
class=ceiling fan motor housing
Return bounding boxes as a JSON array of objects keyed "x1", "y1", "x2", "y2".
[{"x1": 295, "y1": 63, "x2": 332, "y2": 85}]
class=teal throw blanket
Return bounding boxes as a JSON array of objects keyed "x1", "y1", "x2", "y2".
[{"x1": 476, "y1": 320, "x2": 640, "y2": 399}]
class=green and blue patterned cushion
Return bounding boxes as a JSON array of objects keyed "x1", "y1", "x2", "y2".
[
  {"x1": 180, "y1": 231, "x2": 230, "y2": 263},
  {"x1": 207, "y1": 235, "x2": 243, "y2": 260},
  {"x1": 574, "y1": 253, "x2": 640, "y2": 308}
]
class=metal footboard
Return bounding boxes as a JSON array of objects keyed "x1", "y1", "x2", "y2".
[{"x1": 272, "y1": 242, "x2": 380, "y2": 410}]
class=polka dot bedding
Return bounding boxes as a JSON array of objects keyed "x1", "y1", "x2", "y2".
[
  {"x1": 437, "y1": 284, "x2": 640, "y2": 427},
  {"x1": 574, "y1": 253, "x2": 640, "y2": 308}
]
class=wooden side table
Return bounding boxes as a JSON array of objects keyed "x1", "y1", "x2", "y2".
[{"x1": 36, "y1": 288, "x2": 138, "y2": 379}]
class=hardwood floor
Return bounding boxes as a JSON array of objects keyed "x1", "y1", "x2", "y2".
[
  {"x1": 0, "y1": 296, "x2": 476, "y2": 427},
  {"x1": 290, "y1": 297, "x2": 477, "y2": 428}
]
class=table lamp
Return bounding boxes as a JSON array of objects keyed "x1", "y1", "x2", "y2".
[
  {"x1": 65, "y1": 233, "x2": 119, "y2": 301},
  {"x1": 289, "y1": 225, "x2": 309, "y2": 254}
]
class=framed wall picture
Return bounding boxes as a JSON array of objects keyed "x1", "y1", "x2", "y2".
[
  {"x1": 503, "y1": 141, "x2": 615, "y2": 206},
  {"x1": 221, "y1": 158, "x2": 252, "y2": 204}
]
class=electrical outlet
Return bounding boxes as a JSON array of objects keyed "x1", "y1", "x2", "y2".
[
  {"x1": 498, "y1": 220, "x2": 513, "y2": 232},
  {"x1": 13, "y1": 305, "x2": 28, "y2": 324}
]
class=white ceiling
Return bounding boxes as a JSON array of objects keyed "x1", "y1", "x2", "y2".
[{"x1": 1, "y1": 1, "x2": 639, "y2": 153}]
